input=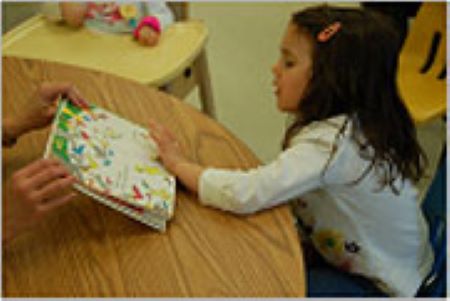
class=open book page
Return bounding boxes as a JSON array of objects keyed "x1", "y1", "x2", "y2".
[{"x1": 44, "y1": 100, "x2": 176, "y2": 231}]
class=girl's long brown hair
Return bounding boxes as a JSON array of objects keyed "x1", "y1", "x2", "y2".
[{"x1": 283, "y1": 5, "x2": 426, "y2": 193}]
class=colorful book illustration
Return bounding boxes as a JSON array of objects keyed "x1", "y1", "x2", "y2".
[{"x1": 44, "y1": 99, "x2": 176, "y2": 231}]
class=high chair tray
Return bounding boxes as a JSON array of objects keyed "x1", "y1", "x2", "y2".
[{"x1": 3, "y1": 15, "x2": 208, "y2": 86}]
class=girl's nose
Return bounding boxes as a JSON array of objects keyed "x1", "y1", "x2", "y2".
[{"x1": 272, "y1": 63, "x2": 279, "y2": 77}]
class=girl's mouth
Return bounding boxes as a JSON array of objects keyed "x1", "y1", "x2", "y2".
[{"x1": 272, "y1": 81, "x2": 280, "y2": 96}]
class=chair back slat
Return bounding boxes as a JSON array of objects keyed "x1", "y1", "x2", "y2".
[
  {"x1": 397, "y1": 2, "x2": 447, "y2": 123},
  {"x1": 401, "y1": 3, "x2": 446, "y2": 77}
]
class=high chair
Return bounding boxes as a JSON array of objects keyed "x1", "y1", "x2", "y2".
[
  {"x1": 2, "y1": 2, "x2": 216, "y2": 118},
  {"x1": 397, "y1": 2, "x2": 446, "y2": 124}
]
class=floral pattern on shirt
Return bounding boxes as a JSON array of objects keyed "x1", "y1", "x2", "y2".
[
  {"x1": 311, "y1": 228, "x2": 362, "y2": 272},
  {"x1": 291, "y1": 199, "x2": 315, "y2": 235}
]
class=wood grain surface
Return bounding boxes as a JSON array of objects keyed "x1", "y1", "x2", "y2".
[{"x1": 2, "y1": 56, "x2": 305, "y2": 297}]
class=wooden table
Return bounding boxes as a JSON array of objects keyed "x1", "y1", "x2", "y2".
[{"x1": 2, "y1": 56, "x2": 305, "y2": 297}]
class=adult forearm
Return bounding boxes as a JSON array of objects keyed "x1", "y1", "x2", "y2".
[
  {"x1": 2, "y1": 118, "x2": 27, "y2": 147},
  {"x1": 3, "y1": 218, "x2": 20, "y2": 245}
]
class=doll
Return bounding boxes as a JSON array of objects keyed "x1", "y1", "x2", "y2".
[{"x1": 42, "y1": 2, "x2": 174, "y2": 47}]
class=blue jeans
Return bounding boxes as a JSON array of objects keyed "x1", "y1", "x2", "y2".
[{"x1": 305, "y1": 246, "x2": 388, "y2": 297}]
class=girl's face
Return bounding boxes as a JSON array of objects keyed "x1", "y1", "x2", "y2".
[{"x1": 272, "y1": 23, "x2": 313, "y2": 112}]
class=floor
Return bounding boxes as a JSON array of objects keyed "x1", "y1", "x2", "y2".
[{"x1": 2, "y1": 2, "x2": 446, "y2": 200}]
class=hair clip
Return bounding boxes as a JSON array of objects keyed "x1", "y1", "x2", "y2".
[{"x1": 317, "y1": 22, "x2": 342, "y2": 42}]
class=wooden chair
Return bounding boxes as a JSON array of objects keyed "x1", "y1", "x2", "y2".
[
  {"x1": 2, "y1": 2, "x2": 216, "y2": 118},
  {"x1": 397, "y1": 2, "x2": 446, "y2": 124}
]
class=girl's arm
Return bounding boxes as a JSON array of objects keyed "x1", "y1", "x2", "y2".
[
  {"x1": 148, "y1": 119, "x2": 333, "y2": 215},
  {"x1": 3, "y1": 117, "x2": 26, "y2": 147},
  {"x1": 148, "y1": 119, "x2": 204, "y2": 193},
  {"x1": 172, "y1": 161, "x2": 204, "y2": 193}
]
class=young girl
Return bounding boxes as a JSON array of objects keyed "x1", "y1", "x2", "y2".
[
  {"x1": 42, "y1": 1, "x2": 174, "y2": 46},
  {"x1": 147, "y1": 5, "x2": 433, "y2": 297}
]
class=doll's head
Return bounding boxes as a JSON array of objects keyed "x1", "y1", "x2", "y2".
[{"x1": 134, "y1": 16, "x2": 161, "y2": 47}]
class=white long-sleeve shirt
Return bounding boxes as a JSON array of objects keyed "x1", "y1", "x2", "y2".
[{"x1": 199, "y1": 114, "x2": 433, "y2": 297}]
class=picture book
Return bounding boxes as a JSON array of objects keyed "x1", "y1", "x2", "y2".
[{"x1": 44, "y1": 99, "x2": 176, "y2": 231}]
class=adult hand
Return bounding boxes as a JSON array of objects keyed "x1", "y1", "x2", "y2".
[
  {"x1": 14, "y1": 82, "x2": 88, "y2": 136},
  {"x1": 4, "y1": 159, "x2": 77, "y2": 243},
  {"x1": 148, "y1": 119, "x2": 187, "y2": 173}
]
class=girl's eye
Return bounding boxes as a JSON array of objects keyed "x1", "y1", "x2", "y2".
[
  {"x1": 277, "y1": 55, "x2": 295, "y2": 69},
  {"x1": 284, "y1": 61, "x2": 294, "y2": 68}
]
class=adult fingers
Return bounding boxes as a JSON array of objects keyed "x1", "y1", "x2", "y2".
[
  {"x1": 13, "y1": 159, "x2": 64, "y2": 181},
  {"x1": 32, "y1": 175, "x2": 76, "y2": 204},
  {"x1": 65, "y1": 86, "x2": 89, "y2": 108},
  {"x1": 40, "y1": 82, "x2": 88, "y2": 108},
  {"x1": 38, "y1": 192, "x2": 77, "y2": 212},
  {"x1": 28, "y1": 164, "x2": 74, "y2": 190},
  {"x1": 40, "y1": 82, "x2": 73, "y2": 100}
]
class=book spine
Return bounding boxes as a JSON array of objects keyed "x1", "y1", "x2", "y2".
[
  {"x1": 75, "y1": 183, "x2": 167, "y2": 232},
  {"x1": 43, "y1": 99, "x2": 66, "y2": 159}
]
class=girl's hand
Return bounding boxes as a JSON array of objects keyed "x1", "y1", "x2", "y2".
[
  {"x1": 14, "y1": 82, "x2": 88, "y2": 136},
  {"x1": 148, "y1": 119, "x2": 187, "y2": 174},
  {"x1": 137, "y1": 26, "x2": 160, "y2": 47},
  {"x1": 148, "y1": 119, "x2": 203, "y2": 193},
  {"x1": 4, "y1": 159, "x2": 77, "y2": 243}
]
